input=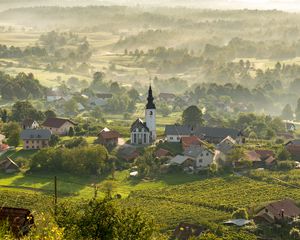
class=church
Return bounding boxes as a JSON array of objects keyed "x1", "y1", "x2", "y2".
[{"x1": 130, "y1": 86, "x2": 156, "y2": 145}]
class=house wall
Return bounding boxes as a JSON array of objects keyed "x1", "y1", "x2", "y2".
[
  {"x1": 99, "y1": 137, "x2": 118, "y2": 146},
  {"x1": 167, "y1": 135, "x2": 189, "y2": 142},
  {"x1": 23, "y1": 139, "x2": 49, "y2": 150},
  {"x1": 195, "y1": 150, "x2": 214, "y2": 168},
  {"x1": 44, "y1": 122, "x2": 75, "y2": 135}
]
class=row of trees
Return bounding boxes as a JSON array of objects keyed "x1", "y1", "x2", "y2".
[{"x1": 30, "y1": 145, "x2": 110, "y2": 175}]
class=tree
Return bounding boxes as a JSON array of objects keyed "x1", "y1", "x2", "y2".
[
  {"x1": 44, "y1": 109, "x2": 56, "y2": 119},
  {"x1": 11, "y1": 101, "x2": 40, "y2": 122},
  {"x1": 68, "y1": 127, "x2": 75, "y2": 137},
  {"x1": 281, "y1": 104, "x2": 294, "y2": 120},
  {"x1": 182, "y1": 105, "x2": 203, "y2": 128},
  {"x1": 227, "y1": 147, "x2": 245, "y2": 165},
  {"x1": 55, "y1": 198, "x2": 155, "y2": 240},
  {"x1": 277, "y1": 147, "x2": 291, "y2": 160},
  {"x1": 49, "y1": 135, "x2": 60, "y2": 147},
  {"x1": 2, "y1": 122, "x2": 21, "y2": 147}
]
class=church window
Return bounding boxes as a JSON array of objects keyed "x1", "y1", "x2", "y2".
[
  {"x1": 144, "y1": 134, "x2": 147, "y2": 143},
  {"x1": 150, "y1": 111, "x2": 153, "y2": 116},
  {"x1": 134, "y1": 134, "x2": 137, "y2": 143}
]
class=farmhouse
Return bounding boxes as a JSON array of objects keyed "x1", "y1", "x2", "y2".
[
  {"x1": 118, "y1": 147, "x2": 140, "y2": 161},
  {"x1": 181, "y1": 136, "x2": 206, "y2": 150},
  {"x1": 254, "y1": 199, "x2": 300, "y2": 224},
  {"x1": 155, "y1": 148, "x2": 172, "y2": 158},
  {"x1": 130, "y1": 86, "x2": 156, "y2": 145},
  {"x1": 0, "y1": 157, "x2": 19, "y2": 173},
  {"x1": 20, "y1": 129, "x2": 52, "y2": 150},
  {"x1": 184, "y1": 145, "x2": 214, "y2": 169},
  {"x1": 165, "y1": 125, "x2": 243, "y2": 144},
  {"x1": 97, "y1": 128, "x2": 120, "y2": 147},
  {"x1": 285, "y1": 139, "x2": 300, "y2": 157},
  {"x1": 42, "y1": 117, "x2": 77, "y2": 135},
  {"x1": 22, "y1": 119, "x2": 39, "y2": 129}
]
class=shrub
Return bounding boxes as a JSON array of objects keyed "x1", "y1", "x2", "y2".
[
  {"x1": 232, "y1": 208, "x2": 249, "y2": 219},
  {"x1": 277, "y1": 161, "x2": 296, "y2": 171}
]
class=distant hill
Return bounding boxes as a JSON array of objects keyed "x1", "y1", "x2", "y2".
[{"x1": 0, "y1": 0, "x2": 299, "y2": 12}]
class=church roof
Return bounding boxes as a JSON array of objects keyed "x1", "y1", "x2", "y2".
[
  {"x1": 131, "y1": 118, "x2": 149, "y2": 132},
  {"x1": 146, "y1": 86, "x2": 156, "y2": 109}
]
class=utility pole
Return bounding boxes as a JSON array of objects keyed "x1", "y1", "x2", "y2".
[{"x1": 54, "y1": 176, "x2": 57, "y2": 216}]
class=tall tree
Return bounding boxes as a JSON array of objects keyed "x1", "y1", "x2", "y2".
[
  {"x1": 11, "y1": 101, "x2": 42, "y2": 122},
  {"x1": 281, "y1": 104, "x2": 294, "y2": 120},
  {"x1": 295, "y1": 98, "x2": 300, "y2": 121},
  {"x1": 182, "y1": 105, "x2": 203, "y2": 128}
]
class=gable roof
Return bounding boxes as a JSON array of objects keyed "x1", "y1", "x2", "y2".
[
  {"x1": 184, "y1": 145, "x2": 214, "y2": 159},
  {"x1": 181, "y1": 136, "x2": 206, "y2": 150},
  {"x1": 98, "y1": 128, "x2": 120, "y2": 139},
  {"x1": 42, "y1": 118, "x2": 77, "y2": 128},
  {"x1": 170, "y1": 155, "x2": 192, "y2": 165},
  {"x1": 244, "y1": 150, "x2": 262, "y2": 162},
  {"x1": 0, "y1": 157, "x2": 19, "y2": 171},
  {"x1": 255, "y1": 150, "x2": 275, "y2": 160},
  {"x1": 165, "y1": 125, "x2": 242, "y2": 139},
  {"x1": 20, "y1": 129, "x2": 52, "y2": 140},
  {"x1": 165, "y1": 125, "x2": 191, "y2": 136},
  {"x1": 256, "y1": 199, "x2": 300, "y2": 222},
  {"x1": 195, "y1": 126, "x2": 242, "y2": 139},
  {"x1": 155, "y1": 148, "x2": 172, "y2": 158},
  {"x1": 131, "y1": 118, "x2": 149, "y2": 132}
]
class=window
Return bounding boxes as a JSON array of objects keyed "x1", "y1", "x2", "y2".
[
  {"x1": 133, "y1": 134, "x2": 137, "y2": 143},
  {"x1": 201, "y1": 153, "x2": 203, "y2": 157},
  {"x1": 150, "y1": 111, "x2": 153, "y2": 116},
  {"x1": 144, "y1": 134, "x2": 147, "y2": 143},
  {"x1": 177, "y1": 137, "x2": 180, "y2": 140},
  {"x1": 199, "y1": 159, "x2": 203, "y2": 163},
  {"x1": 170, "y1": 137, "x2": 173, "y2": 140},
  {"x1": 206, "y1": 153, "x2": 209, "y2": 156},
  {"x1": 26, "y1": 140, "x2": 29, "y2": 144}
]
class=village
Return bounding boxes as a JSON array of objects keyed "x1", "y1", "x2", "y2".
[{"x1": 1, "y1": 85, "x2": 300, "y2": 239}]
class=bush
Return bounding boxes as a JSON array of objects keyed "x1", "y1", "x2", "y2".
[
  {"x1": 290, "y1": 228, "x2": 300, "y2": 240},
  {"x1": 232, "y1": 208, "x2": 249, "y2": 219},
  {"x1": 55, "y1": 198, "x2": 155, "y2": 240},
  {"x1": 277, "y1": 161, "x2": 296, "y2": 171}
]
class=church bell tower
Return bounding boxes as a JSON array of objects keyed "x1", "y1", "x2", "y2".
[{"x1": 145, "y1": 85, "x2": 156, "y2": 142}]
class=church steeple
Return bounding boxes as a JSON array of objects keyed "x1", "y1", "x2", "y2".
[{"x1": 146, "y1": 85, "x2": 156, "y2": 109}]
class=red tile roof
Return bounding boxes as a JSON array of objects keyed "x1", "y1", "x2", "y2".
[
  {"x1": 255, "y1": 150, "x2": 275, "y2": 160},
  {"x1": 42, "y1": 118, "x2": 77, "y2": 128},
  {"x1": 155, "y1": 148, "x2": 172, "y2": 158},
  {"x1": 98, "y1": 129, "x2": 120, "y2": 139},
  {"x1": 181, "y1": 136, "x2": 206, "y2": 150}
]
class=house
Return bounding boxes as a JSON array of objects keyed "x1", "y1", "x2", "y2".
[
  {"x1": 164, "y1": 125, "x2": 191, "y2": 142},
  {"x1": 171, "y1": 222, "x2": 206, "y2": 240},
  {"x1": 89, "y1": 93, "x2": 113, "y2": 107},
  {"x1": 130, "y1": 86, "x2": 156, "y2": 145},
  {"x1": 169, "y1": 155, "x2": 195, "y2": 171},
  {"x1": 159, "y1": 93, "x2": 176, "y2": 102},
  {"x1": 285, "y1": 140, "x2": 300, "y2": 157},
  {"x1": 22, "y1": 119, "x2": 39, "y2": 129},
  {"x1": 20, "y1": 129, "x2": 52, "y2": 150},
  {"x1": 184, "y1": 145, "x2": 214, "y2": 169},
  {"x1": 0, "y1": 157, "x2": 19, "y2": 173},
  {"x1": 155, "y1": 148, "x2": 172, "y2": 158},
  {"x1": 254, "y1": 199, "x2": 300, "y2": 224},
  {"x1": 165, "y1": 125, "x2": 244, "y2": 144},
  {"x1": 118, "y1": 147, "x2": 140, "y2": 161},
  {"x1": 213, "y1": 136, "x2": 237, "y2": 166},
  {"x1": 97, "y1": 128, "x2": 120, "y2": 147},
  {"x1": 181, "y1": 136, "x2": 206, "y2": 151},
  {"x1": 42, "y1": 118, "x2": 77, "y2": 136}
]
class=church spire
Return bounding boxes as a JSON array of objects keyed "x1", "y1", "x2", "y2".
[{"x1": 146, "y1": 85, "x2": 156, "y2": 109}]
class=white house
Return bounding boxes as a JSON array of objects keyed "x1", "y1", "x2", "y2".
[
  {"x1": 22, "y1": 119, "x2": 39, "y2": 129},
  {"x1": 130, "y1": 86, "x2": 156, "y2": 145},
  {"x1": 184, "y1": 145, "x2": 214, "y2": 169},
  {"x1": 214, "y1": 136, "x2": 236, "y2": 165}
]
